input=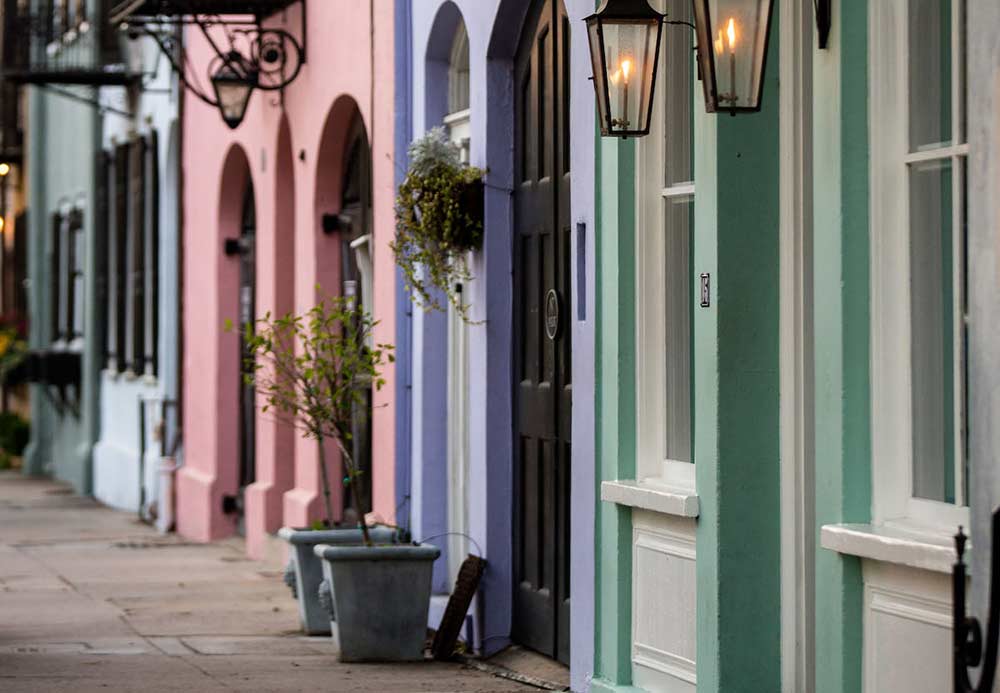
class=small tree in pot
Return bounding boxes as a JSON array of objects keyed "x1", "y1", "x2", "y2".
[
  {"x1": 241, "y1": 295, "x2": 394, "y2": 545},
  {"x1": 235, "y1": 295, "x2": 397, "y2": 636}
]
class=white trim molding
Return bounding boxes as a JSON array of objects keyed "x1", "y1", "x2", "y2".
[
  {"x1": 821, "y1": 522, "x2": 957, "y2": 574},
  {"x1": 602, "y1": 479, "x2": 699, "y2": 518}
]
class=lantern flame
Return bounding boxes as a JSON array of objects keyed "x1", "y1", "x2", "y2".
[
  {"x1": 621, "y1": 58, "x2": 632, "y2": 82},
  {"x1": 726, "y1": 18, "x2": 736, "y2": 52},
  {"x1": 715, "y1": 30, "x2": 724, "y2": 55}
]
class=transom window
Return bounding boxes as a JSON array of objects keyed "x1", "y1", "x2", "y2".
[
  {"x1": 445, "y1": 21, "x2": 470, "y2": 164},
  {"x1": 635, "y1": 0, "x2": 695, "y2": 488},
  {"x1": 871, "y1": 0, "x2": 968, "y2": 528}
]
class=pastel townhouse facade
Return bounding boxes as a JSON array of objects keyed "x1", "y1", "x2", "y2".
[
  {"x1": 176, "y1": 1, "x2": 399, "y2": 560},
  {"x1": 8, "y1": 0, "x2": 180, "y2": 514},
  {"x1": 91, "y1": 23, "x2": 181, "y2": 517},
  {"x1": 592, "y1": 1, "x2": 980, "y2": 693},
  {"x1": 19, "y1": 6, "x2": 101, "y2": 493},
  {"x1": 398, "y1": 0, "x2": 597, "y2": 689}
]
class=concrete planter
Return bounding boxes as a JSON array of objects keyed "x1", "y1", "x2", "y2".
[
  {"x1": 314, "y1": 542, "x2": 440, "y2": 661},
  {"x1": 278, "y1": 525, "x2": 396, "y2": 635}
]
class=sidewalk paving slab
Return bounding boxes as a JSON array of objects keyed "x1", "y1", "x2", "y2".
[{"x1": 0, "y1": 472, "x2": 537, "y2": 692}]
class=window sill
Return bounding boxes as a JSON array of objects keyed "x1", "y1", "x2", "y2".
[
  {"x1": 820, "y1": 522, "x2": 957, "y2": 574},
  {"x1": 601, "y1": 479, "x2": 699, "y2": 518}
]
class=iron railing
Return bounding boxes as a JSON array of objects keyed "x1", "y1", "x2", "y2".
[{"x1": 1, "y1": 0, "x2": 134, "y2": 86}]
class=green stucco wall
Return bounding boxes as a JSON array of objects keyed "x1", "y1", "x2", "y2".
[
  {"x1": 23, "y1": 81, "x2": 102, "y2": 494},
  {"x1": 812, "y1": 1, "x2": 872, "y2": 692},
  {"x1": 593, "y1": 135, "x2": 637, "y2": 690},
  {"x1": 695, "y1": 17, "x2": 782, "y2": 692},
  {"x1": 594, "y1": 15, "x2": 783, "y2": 692}
]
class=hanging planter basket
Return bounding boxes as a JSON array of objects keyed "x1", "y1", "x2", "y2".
[{"x1": 393, "y1": 128, "x2": 485, "y2": 321}]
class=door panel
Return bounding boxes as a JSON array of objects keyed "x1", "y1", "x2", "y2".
[{"x1": 512, "y1": 0, "x2": 572, "y2": 664}]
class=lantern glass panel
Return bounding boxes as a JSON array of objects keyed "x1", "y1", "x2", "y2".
[
  {"x1": 212, "y1": 74, "x2": 253, "y2": 129},
  {"x1": 589, "y1": 19, "x2": 660, "y2": 135},
  {"x1": 695, "y1": 0, "x2": 773, "y2": 112}
]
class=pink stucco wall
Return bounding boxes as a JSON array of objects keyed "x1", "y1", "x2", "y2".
[{"x1": 178, "y1": 2, "x2": 397, "y2": 557}]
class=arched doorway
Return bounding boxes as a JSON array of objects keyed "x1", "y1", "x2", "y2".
[
  {"x1": 512, "y1": 0, "x2": 572, "y2": 664},
  {"x1": 237, "y1": 180, "x2": 256, "y2": 532},
  {"x1": 339, "y1": 114, "x2": 373, "y2": 520}
]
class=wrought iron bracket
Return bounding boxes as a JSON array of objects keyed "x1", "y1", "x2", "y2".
[
  {"x1": 954, "y1": 509, "x2": 1000, "y2": 692},
  {"x1": 116, "y1": 1, "x2": 306, "y2": 112}
]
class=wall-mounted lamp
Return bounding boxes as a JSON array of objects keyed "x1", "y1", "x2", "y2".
[
  {"x1": 584, "y1": 0, "x2": 664, "y2": 137},
  {"x1": 115, "y1": 3, "x2": 306, "y2": 131},
  {"x1": 692, "y1": 0, "x2": 775, "y2": 114},
  {"x1": 0, "y1": 163, "x2": 11, "y2": 177},
  {"x1": 210, "y1": 52, "x2": 258, "y2": 130}
]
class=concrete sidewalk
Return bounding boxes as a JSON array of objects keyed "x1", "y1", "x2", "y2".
[{"x1": 0, "y1": 472, "x2": 534, "y2": 692}]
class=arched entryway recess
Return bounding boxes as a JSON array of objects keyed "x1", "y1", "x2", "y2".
[
  {"x1": 476, "y1": 0, "x2": 573, "y2": 664},
  {"x1": 410, "y1": 0, "x2": 470, "y2": 602},
  {"x1": 177, "y1": 142, "x2": 255, "y2": 541},
  {"x1": 244, "y1": 115, "x2": 297, "y2": 559},
  {"x1": 283, "y1": 96, "x2": 375, "y2": 529}
]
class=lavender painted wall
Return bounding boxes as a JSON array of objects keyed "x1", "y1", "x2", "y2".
[
  {"x1": 394, "y1": 0, "x2": 414, "y2": 536},
  {"x1": 406, "y1": 0, "x2": 595, "y2": 687}
]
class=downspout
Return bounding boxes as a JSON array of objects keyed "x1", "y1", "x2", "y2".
[{"x1": 392, "y1": 0, "x2": 413, "y2": 531}]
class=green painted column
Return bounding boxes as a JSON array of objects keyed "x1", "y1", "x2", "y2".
[
  {"x1": 694, "y1": 15, "x2": 782, "y2": 693},
  {"x1": 593, "y1": 134, "x2": 638, "y2": 690},
  {"x1": 812, "y1": 2, "x2": 871, "y2": 692}
]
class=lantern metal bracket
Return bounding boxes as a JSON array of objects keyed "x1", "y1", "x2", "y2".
[
  {"x1": 814, "y1": 0, "x2": 831, "y2": 49},
  {"x1": 954, "y1": 510, "x2": 1000, "y2": 692},
  {"x1": 115, "y1": 1, "x2": 306, "y2": 123}
]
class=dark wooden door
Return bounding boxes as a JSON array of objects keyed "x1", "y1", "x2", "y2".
[
  {"x1": 512, "y1": 0, "x2": 572, "y2": 664},
  {"x1": 238, "y1": 182, "x2": 257, "y2": 518}
]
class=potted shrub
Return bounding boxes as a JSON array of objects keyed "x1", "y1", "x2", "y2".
[
  {"x1": 246, "y1": 297, "x2": 438, "y2": 662},
  {"x1": 240, "y1": 296, "x2": 399, "y2": 635},
  {"x1": 393, "y1": 127, "x2": 485, "y2": 322}
]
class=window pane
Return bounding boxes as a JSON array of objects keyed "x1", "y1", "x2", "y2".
[
  {"x1": 909, "y1": 157, "x2": 955, "y2": 503},
  {"x1": 448, "y1": 23, "x2": 470, "y2": 114},
  {"x1": 663, "y1": 0, "x2": 695, "y2": 185},
  {"x1": 664, "y1": 194, "x2": 693, "y2": 464},
  {"x1": 908, "y1": 0, "x2": 952, "y2": 151}
]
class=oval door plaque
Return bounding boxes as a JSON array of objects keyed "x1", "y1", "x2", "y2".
[{"x1": 544, "y1": 289, "x2": 560, "y2": 341}]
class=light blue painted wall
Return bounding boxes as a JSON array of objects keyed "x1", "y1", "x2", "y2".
[
  {"x1": 406, "y1": 0, "x2": 595, "y2": 686},
  {"x1": 92, "y1": 35, "x2": 181, "y2": 514}
]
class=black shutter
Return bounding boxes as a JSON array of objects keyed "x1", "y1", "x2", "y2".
[
  {"x1": 49, "y1": 211, "x2": 61, "y2": 342},
  {"x1": 64, "y1": 209, "x2": 76, "y2": 339},
  {"x1": 146, "y1": 131, "x2": 159, "y2": 377},
  {"x1": 112, "y1": 142, "x2": 128, "y2": 370},
  {"x1": 95, "y1": 151, "x2": 110, "y2": 363},
  {"x1": 129, "y1": 138, "x2": 145, "y2": 373}
]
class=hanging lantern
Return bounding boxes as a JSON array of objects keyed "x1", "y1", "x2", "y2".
[
  {"x1": 692, "y1": 0, "x2": 775, "y2": 114},
  {"x1": 210, "y1": 52, "x2": 257, "y2": 130},
  {"x1": 585, "y1": 0, "x2": 664, "y2": 137}
]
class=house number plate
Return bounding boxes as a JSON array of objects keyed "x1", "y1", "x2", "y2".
[{"x1": 545, "y1": 289, "x2": 560, "y2": 340}]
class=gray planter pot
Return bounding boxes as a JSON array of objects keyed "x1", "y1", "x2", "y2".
[
  {"x1": 314, "y1": 542, "x2": 440, "y2": 662},
  {"x1": 278, "y1": 525, "x2": 396, "y2": 635}
]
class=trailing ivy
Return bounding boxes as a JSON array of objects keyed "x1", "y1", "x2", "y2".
[{"x1": 393, "y1": 127, "x2": 485, "y2": 321}]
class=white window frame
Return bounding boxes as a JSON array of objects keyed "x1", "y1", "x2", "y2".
[
  {"x1": 634, "y1": 1, "x2": 695, "y2": 494},
  {"x1": 869, "y1": 0, "x2": 968, "y2": 532},
  {"x1": 444, "y1": 22, "x2": 472, "y2": 586}
]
